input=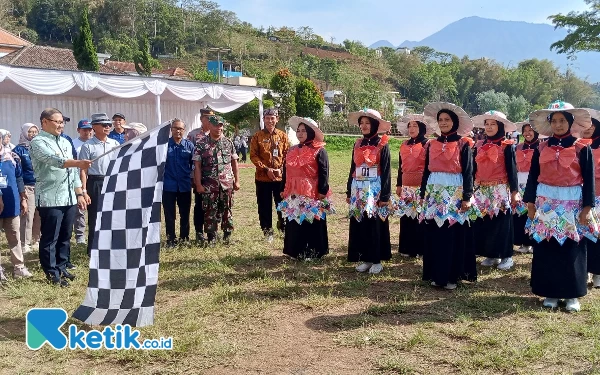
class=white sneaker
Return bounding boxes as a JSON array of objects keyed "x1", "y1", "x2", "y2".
[
  {"x1": 444, "y1": 283, "x2": 457, "y2": 290},
  {"x1": 266, "y1": 235, "x2": 274, "y2": 244},
  {"x1": 513, "y1": 245, "x2": 521, "y2": 251},
  {"x1": 542, "y1": 298, "x2": 559, "y2": 309},
  {"x1": 481, "y1": 258, "x2": 501, "y2": 267},
  {"x1": 431, "y1": 281, "x2": 439, "y2": 287},
  {"x1": 368, "y1": 263, "x2": 383, "y2": 274},
  {"x1": 13, "y1": 267, "x2": 33, "y2": 278},
  {"x1": 565, "y1": 298, "x2": 581, "y2": 312},
  {"x1": 525, "y1": 246, "x2": 533, "y2": 253},
  {"x1": 0, "y1": 267, "x2": 7, "y2": 282},
  {"x1": 31, "y1": 241, "x2": 39, "y2": 250},
  {"x1": 497, "y1": 257, "x2": 514, "y2": 271},
  {"x1": 515, "y1": 246, "x2": 529, "y2": 254},
  {"x1": 355, "y1": 262, "x2": 373, "y2": 273},
  {"x1": 593, "y1": 275, "x2": 600, "y2": 288},
  {"x1": 76, "y1": 239, "x2": 86, "y2": 245},
  {"x1": 399, "y1": 253, "x2": 410, "y2": 257},
  {"x1": 22, "y1": 245, "x2": 32, "y2": 254}
]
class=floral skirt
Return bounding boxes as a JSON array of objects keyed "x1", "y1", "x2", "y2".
[
  {"x1": 525, "y1": 183, "x2": 599, "y2": 245},
  {"x1": 419, "y1": 172, "x2": 478, "y2": 227},
  {"x1": 514, "y1": 172, "x2": 529, "y2": 216},
  {"x1": 278, "y1": 195, "x2": 335, "y2": 224},
  {"x1": 348, "y1": 177, "x2": 393, "y2": 222},
  {"x1": 394, "y1": 185, "x2": 421, "y2": 219},
  {"x1": 473, "y1": 183, "x2": 511, "y2": 219}
]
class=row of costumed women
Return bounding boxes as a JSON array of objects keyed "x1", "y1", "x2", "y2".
[{"x1": 274, "y1": 102, "x2": 600, "y2": 313}]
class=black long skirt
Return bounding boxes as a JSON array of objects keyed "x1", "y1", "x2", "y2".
[
  {"x1": 283, "y1": 219, "x2": 329, "y2": 259},
  {"x1": 531, "y1": 238, "x2": 588, "y2": 299},
  {"x1": 513, "y1": 214, "x2": 534, "y2": 247},
  {"x1": 422, "y1": 220, "x2": 477, "y2": 286},
  {"x1": 473, "y1": 212, "x2": 514, "y2": 259},
  {"x1": 399, "y1": 216, "x2": 424, "y2": 257},
  {"x1": 347, "y1": 216, "x2": 391, "y2": 263},
  {"x1": 587, "y1": 237, "x2": 600, "y2": 275}
]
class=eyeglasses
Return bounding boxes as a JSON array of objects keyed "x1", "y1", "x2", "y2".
[
  {"x1": 171, "y1": 127, "x2": 185, "y2": 131},
  {"x1": 94, "y1": 123, "x2": 112, "y2": 128},
  {"x1": 45, "y1": 119, "x2": 64, "y2": 125}
]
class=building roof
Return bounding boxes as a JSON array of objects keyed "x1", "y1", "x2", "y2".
[
  {"x1": 104, "y1": 60, "x2": 192, "y2": 78},
  {"x1": 0, "y1": 27, "x2": 33, "y2": 47},
  {"x1": 0, "y1": 45, "x2": 126, "y2": 74}
]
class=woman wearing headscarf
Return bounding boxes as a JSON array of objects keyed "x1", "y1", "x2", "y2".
[
  {"x1": 580, "y1": 109, "x2": 600, "y2": 288},
  {"x1": 395, "y1": 114, "x2": 434, "y2": 258},
  {"x1": 512, "y1": 121, "x2": 545, "y2": 254},
  {"x1": 525, "y1": 102, "x2": 596, "y2": 312},
  {"x1": 278, "y1": 117, "x2": 333, "y2": 260},
  {"x1": 419, "y1": 102, "x2": 477, "y2": 290},
  {"x1": 0, "y1": 129, "x2": 15, "y2": 151},
  {"x1": 346, "y1": 109, "x2": 392, "y2": 274},
  {"x1": 471, "y1": 111, "x2": 519, "y2": 271},
  {"x1": 122, "y1": 122, "x2": 147, "y2": 142},
  {"x1": 12, "y1": 123, "x2": 40, "y2": 254}
]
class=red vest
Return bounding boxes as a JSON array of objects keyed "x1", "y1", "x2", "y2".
[
  {"x1": 426, "y1": 137, "x2": 473, "y2": 174},
  {"x1": 352, "y1": 135, "x2": 389, "y2": 178},
  {"x1": 592, "y1": 147, "x2": 600, "y2": 196},
  {"x1": 282, "y1": 144, "x2": 330, "y2": 199},
  {"x1": 474, "y1": 140, "x2": 513, "y2": 185},
  {"x1": 515, "y1": 143, "x2": 535, "y2": 173},
  {"x1": 538, "y1": 140, "x2": 588, "y2": 187},
  {"x1": 400, "y1": 140, "x2": 428, "y2": 186}
]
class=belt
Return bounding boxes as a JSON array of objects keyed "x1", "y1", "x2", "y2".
[{"x1": 88, "y1": 175, "x2": 105, "y2": 179}]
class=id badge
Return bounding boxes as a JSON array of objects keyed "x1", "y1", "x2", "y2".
[
  {"x1": 273, "y1": 148, "x2": 279, "y2": 157},
  {"x1": 356, "y1": 164, "x2": 378, "y2": 181},
  {"x1": 0, "y1": 175, "x2": 7, "y2": 189}
]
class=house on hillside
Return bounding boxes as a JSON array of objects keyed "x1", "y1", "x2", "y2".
[
  {"x1": 104, "y1": 60, "x2": 192, "y2": 79},
  {"x1": 0, "y1": 27, "x2": 33, "y2": 57},
  {"x1": 396, "y1": 47, "x2": 411, "y2": 55},
  {"x1": 323, "y1": 90, "x2": 346, "y2": 113}
]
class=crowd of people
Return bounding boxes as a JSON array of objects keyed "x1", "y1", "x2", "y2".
[{"x1": 1, "y1": 101, "x2": 600, "y2": 313}]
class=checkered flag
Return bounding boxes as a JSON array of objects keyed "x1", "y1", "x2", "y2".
[{"x1": 73, "y1": 121, "x2": 171, "y2": 327}]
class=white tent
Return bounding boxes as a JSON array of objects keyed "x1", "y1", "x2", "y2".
[{"x1": 0, "y1": 65, "x2": 267, "y2": 137}]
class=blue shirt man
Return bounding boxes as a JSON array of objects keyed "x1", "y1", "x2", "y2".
[
  {"x1": 108, "y1": 113, "x2": 126, "y2": 144},
  {"x1": 162, "y1": 119, "x2": 195, "y2": 246}
]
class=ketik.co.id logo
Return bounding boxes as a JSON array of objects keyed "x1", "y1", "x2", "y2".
[{"x1": 26, "y1": 308, "x2": 173, "y2": 350}]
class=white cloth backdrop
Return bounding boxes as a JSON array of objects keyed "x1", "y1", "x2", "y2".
[{"x1": 0, "y1": 65, "x2": 266, "y2": 136}]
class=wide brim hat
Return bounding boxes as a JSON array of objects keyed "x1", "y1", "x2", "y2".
[
  {"x1": 288, "y1": 116, "x2": 324, "y2": 142},
  {"x1": 584, "y1": 108, "x2": 600, "y2": 123},
  {"x1": 471, "y1": 110, "x2": 517, "y2": 133},
  {"x1": 347, "y1": 108, "x2": 391, "y2": 133},
  {"x1": 396, "y1": 114, "x2": 436, "y2": 136},
  {"x1": 122, "y1": 122, "x2": 147, "y2": 133},
  {"x1": 529, "y1": 102, "x2": 592, "y2": 137},
  {"x1": 515, "y1": 120, "x2": 548, "y2": 139},
  {"x1": 423, "y1": 102, "x2": 473, "y2": 136}
]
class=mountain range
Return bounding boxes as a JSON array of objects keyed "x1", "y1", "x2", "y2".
[{"x1": 369, "y1": 16, "x2": 600, "y2": 83}]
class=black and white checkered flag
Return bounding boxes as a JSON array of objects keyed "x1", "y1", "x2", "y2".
[{"x1": 73, "y1": 121, "x2": 171, "y2": 327}]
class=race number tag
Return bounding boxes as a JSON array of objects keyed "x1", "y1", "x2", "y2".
[
  {"x1": 356, "y1": 164, "x2": 378, "y2": 181},
  {"x1": 0, "y1": 175, "x2": 7, "y2": 189},
  {"x1": 273, "y1": 149, "x2": 279, "y2": 157}
]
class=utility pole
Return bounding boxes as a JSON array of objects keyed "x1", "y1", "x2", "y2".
[{"x1": 208, "y1": 47, "x2": 231, "y2": 83}]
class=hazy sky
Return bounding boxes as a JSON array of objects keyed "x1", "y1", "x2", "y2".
[{"x1": 216, "y1": 0, "x2": 590, "y2": 46}]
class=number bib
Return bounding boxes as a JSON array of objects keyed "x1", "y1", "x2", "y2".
[{"x1": 356, "y1": 164, "x2": 378, "y2": 181}]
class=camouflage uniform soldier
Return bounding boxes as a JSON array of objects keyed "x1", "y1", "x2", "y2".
[{"x1": 193, "y1": 116, "x2": 240, "y2": 244}]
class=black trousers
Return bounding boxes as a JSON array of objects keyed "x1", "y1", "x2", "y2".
[
  {"x1": 194, "y1": 191, "x2": 205, "y2": 235},
  {"x1": 86, "y1": 176, "x2": 104, "y2": 255},
  {"x1": 255, "y1": 180, "x2": 284, "y2": 232},
  {"x1": 163, "y1": 190, "x2": 192, "y2": 242},
  {"x1": 38, "y1": 205, "x2": 77, "y2": 278}
]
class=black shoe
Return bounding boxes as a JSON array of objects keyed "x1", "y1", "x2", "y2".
[
  {"x1": 61, "y1": 269, "x2": 76, "y2": 281},
  {"x1": 66, "y1": 262, "x2": 76, "y2": 270},
  {"x1": 223, "y1": 231, "x2": 232, "y2": 245},
  {"x1": 47, "y1": 274, "x2": 69, "y2": 287},
  {"x1": 206, "y1": 232, "x2": 217, "y2": 246},
  {"x1": 276, "y1": 219, "x2": 285, "y2": 233},
  {"x1": 165, "y1": 240, "x2": 177, "y2": 248},
  {"x1": 196, "y1": 232, "x2": 205, "y2": 245}
]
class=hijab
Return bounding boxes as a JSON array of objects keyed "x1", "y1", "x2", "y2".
[
  {"x1": 406, "y1": 121, "x2": 427, "y2": 145},
  {"x1": 521, "y1": 123, "x2": 540, "y2": 150},
  {"x1": 298, "y1": 123, "x2": 316, "y2": 147},
  {"x1": 590, "y1": 118, "x2": 600, "y2": 149},
  {"x1": 18, "y1": 123, "x2": 38, "y2": 148},
  {"x1": 485, "y1": 120, "x2": 505, "y2": 143},
  {"x1": 360, "y1": 116, "x2": 380, "y2": 139},
  {"x1": 436, "y1": 109, "x2": 461, "y2": 142}
]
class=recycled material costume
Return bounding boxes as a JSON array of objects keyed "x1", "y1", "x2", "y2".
[
  {"x1": 582, "y1": 110, "x2": 600, "y2": 288},
  {"x1": 346, "y1": 109, "x2": 392, "y2": 273},
  {"x1": 278, "y1": 117, "x2": 333, "y2": 259},
  {"x1": 471, "y1": 111, "x2": 519, "y2": 269},
  {"x1": 395, "y1": 115, "x2": 433, "y2": 258},
  {"x1": 419, "y1": 102, "x2": 477, "y2": 289},
  {"x1": 524, "y1": 102, "x2": 596, "y2": 311}
]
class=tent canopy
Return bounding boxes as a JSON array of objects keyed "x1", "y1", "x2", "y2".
[{"x1": 0, "y1": 65, "x2": 266, "y2": 137}]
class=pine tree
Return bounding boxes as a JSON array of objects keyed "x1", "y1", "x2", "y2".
[
  {"x1": 134, "y1": 36, "x2": 161, "y2": 76},
  {"x1": 73, "y1": 7, "x2": 99, "y2": 72}
]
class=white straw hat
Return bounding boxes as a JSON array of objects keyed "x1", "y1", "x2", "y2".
[
  {"x1": 288, "y1": 116, "x2": 324, "y2": 142},
  {"x1": 471, "y1": 110, "x2": 517, "y2": 133},
  {"x1": 423, "y1": 102, "x2": 473, "y2": 136},
  {"x1": 528, "y1": 101, "x2": 592, "y2": 137},
  {"x1": 396, "y1": 114, "x2": 436, "y2": 136},
  {"x1": 347, "y1": 108, "x2": 391, "y2": 133}
]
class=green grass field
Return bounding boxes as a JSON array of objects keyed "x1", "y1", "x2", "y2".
[{"x1": 2, "y1": 146, "x2": 600, "y2": 375}]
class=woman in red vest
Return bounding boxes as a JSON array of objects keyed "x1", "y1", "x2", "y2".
[
  {"x1": 525, "y1": 102, "x2": 596, "y2": 312},
  {"x1": 471, "y1": 111, "x2": 519, "y2": 271},
  {"x1": 395, "y1": 114, "x2": 434, "y2": 257},
  {"x1": 580, "y1": 109, "x2": 600, "y2": 288},
  {"x1": 278, "y1": 117, "x2": 333, "y2": 260},
  {"x1": 346, "y1": 109, "x2": 392, "y2": 274},
  {"x1": 513, "y1": 121, "x2": 546, "y2": 254},
  {"x1": 420, "y1": 102, "x2": 477, "y2": 290}
]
